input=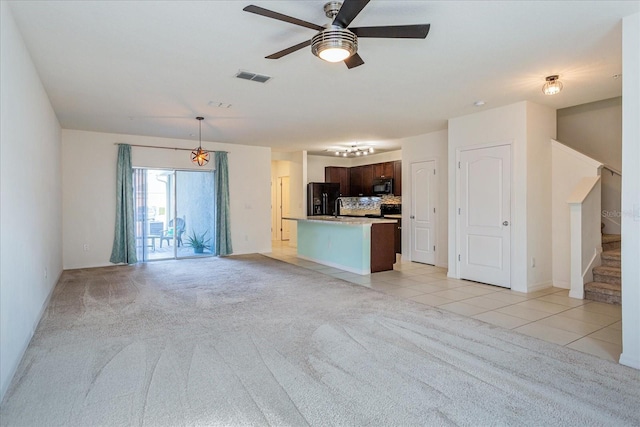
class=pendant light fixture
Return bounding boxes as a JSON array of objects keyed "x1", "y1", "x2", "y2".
[
  {"x1": 191, "y1": 116, "x2": 209, "y2": 166},
  {"x1": 542, "y1": 75, "x2": 563, "y2": 96}
]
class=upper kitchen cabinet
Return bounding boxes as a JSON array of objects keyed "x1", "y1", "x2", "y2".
[
  {"x1": 349, "y1": 165, "x2": 374, "y2": 196},
  {"x1": 349, "y1": 166, "x2": 364, "y2": 196},
  {"x1": 325, "y1": 166, "x2": 350, "y2": 196},
  {"x1": 393, "y1": 161, "x2": 402, "y2": 195},
  {"x1": 373, "y1": 162, "x2": 394, "y2": 178}
]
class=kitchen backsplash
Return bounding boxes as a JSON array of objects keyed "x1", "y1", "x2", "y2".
[{"x1": 339, "y1": 195, "x2": 401, "y2": 216}]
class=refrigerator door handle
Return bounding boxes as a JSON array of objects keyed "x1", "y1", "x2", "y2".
[{"x1": 322, "y1": 193, "x2": 327, "y2": 215}]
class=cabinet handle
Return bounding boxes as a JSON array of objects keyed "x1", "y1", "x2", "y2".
[{"x1": 410, "y1": 215, "x2": 415, "y2": 219}]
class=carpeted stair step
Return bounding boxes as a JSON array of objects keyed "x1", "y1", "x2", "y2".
[
  {"x1": 592, "y1": 265, "x2": 621, "y2": 286},
  {"x1": 601, "y1": 249, "x2": 621, "y2": 268},
  {"x1": 602, "y1": 234, "x2": 621, "y2": 251},
  {"x1": 584, "y1": 281, "x2": 621, "y2": 305}
]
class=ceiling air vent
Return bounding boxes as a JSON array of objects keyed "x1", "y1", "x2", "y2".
[{"x1": 235, "y1": 70, "x2": 272, "y2": 83}]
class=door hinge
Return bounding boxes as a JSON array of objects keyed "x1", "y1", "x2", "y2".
[
  {"x1": 433, "y1": 207, "x2": 436, "y2": 213},
  {"x1": 458, "y1": 254, "x2": 461, "y2": 261},
  {"x1": 433, "y1": 245, "x2": 436, "y2": 251},
  {"x1": 458, "y1": 161, "x2": 461, "y2": 169},
  {"x1": 433, "y1": 169, "x2": 436, "y2": 175},
  {"x1": 458, "y1": 208, "x2": 461, "y2": 215}
]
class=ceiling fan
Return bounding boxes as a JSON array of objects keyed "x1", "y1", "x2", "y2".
[{"x1": 243, "y1": 0, "x2": 430, "y2": 69}]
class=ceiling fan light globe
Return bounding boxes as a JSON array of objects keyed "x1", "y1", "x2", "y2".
[{"x1": 319, "y1": 47, "x2": 351, "y2": 62}]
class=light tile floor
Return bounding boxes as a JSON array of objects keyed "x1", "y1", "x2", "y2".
[{"x1": 264, "y1": 241, "x2": 623, "y2": 363}]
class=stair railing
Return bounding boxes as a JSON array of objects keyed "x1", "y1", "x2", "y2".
[
  {"x1": 601, "y1": 164, "x2": 622, "y2": 234},
  {"x1": 568, "y1": 176, "x2": 602, "y2": 299}
]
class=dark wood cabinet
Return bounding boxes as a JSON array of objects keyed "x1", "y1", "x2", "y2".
[
  {"x1": 371, "y1": 223, "x2": 397, "y2": 272},
  {"x1": 393, "y1": 160, "x2": 402, "y2": 196},
  {"x1": 325, "y1": 166, "x2": 350, "y2": 196},
  {"x1": 394, "y1": 219, "x2": 402, "y2": 254},
  {"x1": 373, "y1": 162, "x2": 394, "y2": 179},
  {"x1": 326, "y1": 161, "x2": 401, "y2": 197},
  {"x1": 349, "y1": 166, "x2": 364, "y2": 196},
  {"x1": 361, "y1": 165, "x2": 374, "y2": 196}
]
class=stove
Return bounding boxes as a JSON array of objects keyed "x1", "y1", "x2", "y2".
[{"x1": 380, "y1": 204, "x2": 401, "y2": 216}]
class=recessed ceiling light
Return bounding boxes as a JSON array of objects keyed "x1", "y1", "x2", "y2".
[{"x1": 473, "y1": 100, "x2": 486, "y2": 107}]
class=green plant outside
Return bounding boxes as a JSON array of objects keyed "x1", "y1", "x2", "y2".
[{"x1": 185, "y1": 230, "x2": 211, "y2": 252}]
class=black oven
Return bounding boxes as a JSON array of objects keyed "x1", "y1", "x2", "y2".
[{"x1": 372, "y1": 177, "x2": 393, "y2": 195}]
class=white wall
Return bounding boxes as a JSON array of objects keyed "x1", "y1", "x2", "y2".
[
  {"x1": 448, "y1": 102, "x2": 555, "y2": 292},
  {"x1": 0, "y1": 2, "x2": 63, "y2": 400},
  {"x1": 400, "y1": 130, "x2": 448, "y2": 268},
  {"x1": 526, "y1": 103, "x2": 556, "y2": 290},
  {"x1": 271, "y1": 151, "x2": 306, "y2": 246},
  {"x1": 448, "y1": 102, "x2": 527, "y2": 291},
  {"x1": 306, "y1": 155, "x2": 351, "y2": 183},
  {"x1": 551, "y1": 141, "x2": 603, "y2": 289},
  {"x1": 306, "y1": 150, "x2": 402, "y2": 184},
  {"x1": 62, "y1": 130, "x2": 272, "y2": 269},
  {"x1": 557, "y1": 97, "x2": 622, "y2": 170},
  {"x1": 557, "y1": 98, "x2": 622, "y2": 234},
  {"x1": 271, "y1": 160, "x2": 292, "y2": 241},
  {"x1": 620, "y1": 12, "x2": 640, "y2": 370},
  {"x1": 349, "y1": 150, "x2": 402, "y2": 167}
]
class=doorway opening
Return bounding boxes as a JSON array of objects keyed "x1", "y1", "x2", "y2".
[{"x1": 134, "y1": 168, "x2": 215, "y2": 261}]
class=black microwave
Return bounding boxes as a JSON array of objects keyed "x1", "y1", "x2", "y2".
[{"x1": 372, "y1": 177, "x2": 393, "y2": 195}]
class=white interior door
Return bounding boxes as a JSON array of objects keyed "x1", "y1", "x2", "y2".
[
  {"x1": 279, "y1": 176, "x2": 290, "y2": 241},
  {"x1": 411, "y1": 161, "x2": 436, "y2": 265},
  {"x1": 459, "y1": 145, "x2": 511, "y2": 288}
]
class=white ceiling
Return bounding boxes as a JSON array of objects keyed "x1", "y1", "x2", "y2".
[{"x1": 8, "y1": 1, "x2": 639, "y2": 156}]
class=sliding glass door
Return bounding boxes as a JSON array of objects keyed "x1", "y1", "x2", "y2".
[
  {"x1": 134, "y1": 168, "x2": 214, "y2": 261},
  {"x1": 175, "y1": 170, "x2": 215, "y2": 258}
]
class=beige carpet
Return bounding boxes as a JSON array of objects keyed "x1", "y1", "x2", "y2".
[{"x1": 1, "y1": 254, "x2": 639, "y2": 426}]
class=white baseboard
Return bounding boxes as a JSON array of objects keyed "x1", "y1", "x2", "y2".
[
  {"x1": 552, "y1": 279, "x2": 570, "y2": 289},
  {"x1": 619, "y1": 352, "x2": 640, "y2": 370},
  {"x1": 1, "y1": 269, "x2": 61, "y2": 401},
  {"x1": 527, "y1": 281, "x2": 553, "y2": 293}
]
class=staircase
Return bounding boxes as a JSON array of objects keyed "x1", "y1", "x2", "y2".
[{"x1": 584, "y1": 234, "x2": 621, "y2": 304}]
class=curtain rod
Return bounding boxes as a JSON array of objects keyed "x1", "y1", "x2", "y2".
[{"x1": 114, "y1": 142, "x2": 227, "y2": 153}]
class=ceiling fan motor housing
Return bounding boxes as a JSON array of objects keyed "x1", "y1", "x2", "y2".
[
  {"x1": 323, "y1": 1, "x2": 343, "y2": 19},
  {"x1": 311, "y1": 27, "x2": 358, "y2": 61}
]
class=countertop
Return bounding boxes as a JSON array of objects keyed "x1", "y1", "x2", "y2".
[
  {"x1": 283, "y1": 216, "x2": 398, "y2": 225},
  {"x1": 383, "y1": 214, "x2": 402, "y2": 219}
]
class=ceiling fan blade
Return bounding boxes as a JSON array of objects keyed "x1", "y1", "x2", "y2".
[
  {"x1": 350, "y1": 24, "x2": 431, "y2": 39},
  {"x1": 265, "y1": 39, "x2": 312, "y2": 59},
  {"x1": 243, "y1": 5, "x2": 324, "y2": 31},
  {"x1": 344, "y1": 53, "x2": 365, "y2": 69},
  {"x1": 332, "y1": 0, "x2": 370, "y2": 28}
]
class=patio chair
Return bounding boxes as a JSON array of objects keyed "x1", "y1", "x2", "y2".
[{"x1": 160, "y1": 216, "x2": 186, "y2": 248}]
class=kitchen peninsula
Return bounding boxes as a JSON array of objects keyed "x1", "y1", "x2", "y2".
[{"x1": 283, "y1": 216, "x2": 397, "y2": 274}]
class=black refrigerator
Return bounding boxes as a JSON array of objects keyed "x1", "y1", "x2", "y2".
[{"x1": 307, "y1": 182, "x2": 340, "y2": 216}]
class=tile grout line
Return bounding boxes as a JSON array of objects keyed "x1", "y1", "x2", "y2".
[{"x1": 268, "y1": 247, "x2": 621, "y2": 356}]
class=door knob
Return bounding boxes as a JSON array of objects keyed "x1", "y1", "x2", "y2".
[{"x1": 503, "y1": 221, "x2": 509, "y2": 226}]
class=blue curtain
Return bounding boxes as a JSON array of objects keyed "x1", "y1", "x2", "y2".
[
  {"x1": 214, "y1": 152, "x2": 233, "y2": 256},
  {"x1": 109, "y1": 144, "x2": 137, "y2": 264}
]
